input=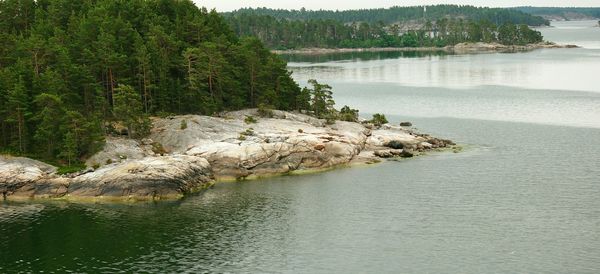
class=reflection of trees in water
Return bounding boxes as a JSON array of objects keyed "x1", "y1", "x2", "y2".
[
  {"x1": 281, "y1": 50, "x2": 451, "y2": 63},
  {"x1": 0, "y1": 189, "x2": 293, "y2": 272}
]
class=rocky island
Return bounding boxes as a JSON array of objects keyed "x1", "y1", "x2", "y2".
[
  {"x1": 272, "y1": 42, "x2": 578, "y2": 55},
  {"x1": 1, "y1": 110, "x2": 455, "y2": 201}
]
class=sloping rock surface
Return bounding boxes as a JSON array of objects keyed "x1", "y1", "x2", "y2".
[{"x1": 1, "y1": 110, "x2": 454, "y2": 201}]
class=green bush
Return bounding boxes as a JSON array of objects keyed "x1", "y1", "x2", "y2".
[
  {"x1": 324, "y1": 112, "x2": 337, "y2": 125},
  {"x1": 240, "y1": 128, "x2": 255, "y2": 136},
  {"x1": 244, "y1": 115, "x2": 258, "y2": 124},
  {"x1": 370, "y1": 113, "x2": 388, "y2": 127},
  {"x1": 339, "y1": 105, "x2": 359, "y2": 122},
  {"x1": 57, "y1": 164, "x2": 86, "y2": 175},
  {"x1": 180, "y1": 120, "x2": 188, "y2": 130},
  {"x1": 257, "y1": 103, "x2": 275, "y2": 118},
  {"x1": 151, "y1": 142, "x2": 167, "y2": 155}
]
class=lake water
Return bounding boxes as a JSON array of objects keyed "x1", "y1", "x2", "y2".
[{"x1": 2, "y1": 21, "x2": 600, "y2": 273}]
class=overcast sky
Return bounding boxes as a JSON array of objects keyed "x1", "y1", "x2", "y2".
[{"x1": 193, "y1": 0, "x2": 600, "y2": 12}]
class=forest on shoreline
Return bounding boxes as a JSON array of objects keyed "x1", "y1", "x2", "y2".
[
  {"x1": 0, "y1": 1, "x2": 545, "y2": 168},
  {"x1": 0, "y1": 0, "x2": 316, "y2": 167},
  {"x1": 515, "y1": 7, "x2": 600, "y2": 20},
  {"x1": 225, "y1": 6, "x2": 545, "y2": 50},
  {"x1": 225, "y1": 6, "x2": 549, "y2": 26}
]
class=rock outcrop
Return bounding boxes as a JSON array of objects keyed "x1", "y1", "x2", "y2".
[
  {"x1": 1, "y1": 110, "x2": 456, "y2": 201},
  {"x1": 271, "y1": 42, "x2": 578, "y2": 55},
  {"x1": 451, "y1": 42, "x2": 578, "y2": 53},
  {"x1": 2, "y1": 155, "x2": 213, "y2": 200}
]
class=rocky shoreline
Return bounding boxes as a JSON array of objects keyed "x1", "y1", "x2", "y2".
[
  {"x1": 1, "y1": 110, "x2": 457, "y2": 202},
  {"x1": 272, "y1": 42, "x2": 578, "y2": 55}
]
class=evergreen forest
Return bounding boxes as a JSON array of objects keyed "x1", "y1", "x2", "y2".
[{"x1": 0, "y1": 0, "x2": 310, "y2": 165}]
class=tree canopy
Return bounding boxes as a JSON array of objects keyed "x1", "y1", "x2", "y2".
[
  {"x1": 225, "y1": 5, "x2": 549, "y2": 26},
  {"x1": 0, "y1": 0, "x2": 308, "y2": 165},
  {"x1": 226, "y1": 14, "x2": 544, "y2": 49}
]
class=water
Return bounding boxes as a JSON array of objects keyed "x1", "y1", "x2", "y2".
[{"x1": 2, "y1": 21, "x2": 600, "y2": 273}]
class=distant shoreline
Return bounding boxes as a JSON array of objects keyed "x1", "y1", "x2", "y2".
[{"x1": 272, "y1": 42, "x2": 579, "y2": 55}]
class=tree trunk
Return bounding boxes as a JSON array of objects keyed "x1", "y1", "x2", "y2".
[
  {"x1": 17, "y1": 110, "x2": 24, "y2": 153},
  {"x1": 109, "y1": 68, "x2": 115, "y2": 106},
  {"x1": 143, "y1": 65, "x2": 149, "y2": 113},
  {"x1": 208, "y1": 62, "x2": 214, "y2": 100},
  {"x1": 33, "y1": 51, "x2": 39, "y2": 77},
  {"x1": 250, "y1": 64, "x2": 256, "y2": 107}
]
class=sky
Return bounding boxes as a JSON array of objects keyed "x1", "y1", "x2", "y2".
[{"x1": 193, "y1": 0, "x2": 600, "y2": 12}]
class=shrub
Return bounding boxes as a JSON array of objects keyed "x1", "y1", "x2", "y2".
[
  {"x1": 257, "y1": 103, "x2": 274, "y2": 118},
  {"x1": 240, "y1": 128, "x2": 255, "y2": 136},
  {"x1": 238, "y1": 134, "x2": 247, "y2": 141},
  {"x1": 370, "y1": 113, "x2": 388, "y2": 127},
  {"x1": 339, "y1": 105, "x2": 359, "y2": 122},
  {"x1": 324, "y1": 112, "x2": 337, "y2": 125},
  {"x1": 180, "y1": 120, "x2": 188, "y2": 130},
  {"x1": 57, "y1": 164, "x2": 86, "y2": 175},
  {"x1": 151, "y1": 142, "x2": 167, "y2": 155},
  {"x1": 244, "y1": 115, "x2": 258, "y2": 124}
]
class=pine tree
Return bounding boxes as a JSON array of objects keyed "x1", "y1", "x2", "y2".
[
  {"x1": 0, "y1": 0, "x2": 307, "y2": 163},
  {"x1": 307, "y1": 79, "x2": 335, "y2": 119},
  {"x1": 33, "y1": 93, "x2": 64, "y2": 158},
  {"x1": 113, "y1": 84, "x2": 150, "y2": 139},
  {"x1": 60, "y1": 131, "x2": 78, "y2": 166},
  {"x1": 6, "y1": 77, "x2": 31, "y2": 153}
]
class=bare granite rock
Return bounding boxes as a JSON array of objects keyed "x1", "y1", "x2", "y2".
[
  {"x1": 1, "y1": 110, "x2": 455, "y2": 201},
  {"x1": 151, "y1": 109, "x2": 369, "y2": 180},
  {"x1": 70, "y1": 155, "x2": 213, "y2": 199},
  {"x1": 0, "y1": 156, "x2": 57, "y2": 198},
  {"x1": 85, "y1": 137, "x2": 154, "y2": 167}
]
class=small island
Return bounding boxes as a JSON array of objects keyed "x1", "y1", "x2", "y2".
[{"x1": 225, "y1": 6, "x2": 579, "y2": 53}]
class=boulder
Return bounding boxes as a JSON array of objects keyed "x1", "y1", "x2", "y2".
[
  {"x1": 400, "y1": 150, "x2": 414, "y2": 158},
  {"x1": 385, "y1": 140, "x2": 404, "y2": 149},
  {"x1": 374, "y1": 149, "x2": 404, "y2": 158},
  {"x1": 400, "y1": 122, "x2": 413, "y2": 127},
  {"x1": 70, "y1": 155, "x2": 213, "y2": 199},
  {"x1": 0, "y1": 156, "x2": 56, "y2": 198}
]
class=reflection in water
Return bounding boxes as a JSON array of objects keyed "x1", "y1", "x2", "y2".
[
  {"x1": 2, "y1": 118, "x2": 600, "y2": 273},
  {"x1": 2, "y1": 19, "x2": 600, "y2": 274},
  {"x1": 290, "y1": 49, "x2": 600, "y2": 94},
  {"x1": 280, "y1": 50, "x2": 451, "y2": 63},
  {"x1": 539, "y1": 20, "x2": 600, "y2": 49}
]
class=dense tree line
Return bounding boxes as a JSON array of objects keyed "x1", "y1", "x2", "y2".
[
  {"x1": 225, "y1": 5, "x2": 550, "y2": 26},
  {"x1": 226, "y1": 14, "x2": 544, "y2": 49},
  {"x1": 0, "y1": 0, "x2": 309, "y2": 166},
  {"x1": 515, "y1": 7, "x2": 600, "y2": 20}
]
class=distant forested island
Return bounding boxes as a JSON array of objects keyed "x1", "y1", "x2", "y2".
[
  {"x1": 514, "y1": 7, "x2": 600, "y2": 21},
  {"x1": 225, "y1": 5, "x2": 550, "y2": 26},
  {"x1": 0, "y1": 0, "x2": 316, "y2": 167},
  {"x1": 225, "y1": 6, "x2": 545, "y2": 50}
]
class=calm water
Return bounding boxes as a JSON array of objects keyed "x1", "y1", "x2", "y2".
[{"x1": 2, "y1": 21, "x2": 600, "y2": 273}]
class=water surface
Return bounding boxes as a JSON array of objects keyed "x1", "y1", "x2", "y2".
[{"x1": 2, "y1": 20, "x2": 600, "y2": 273}]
